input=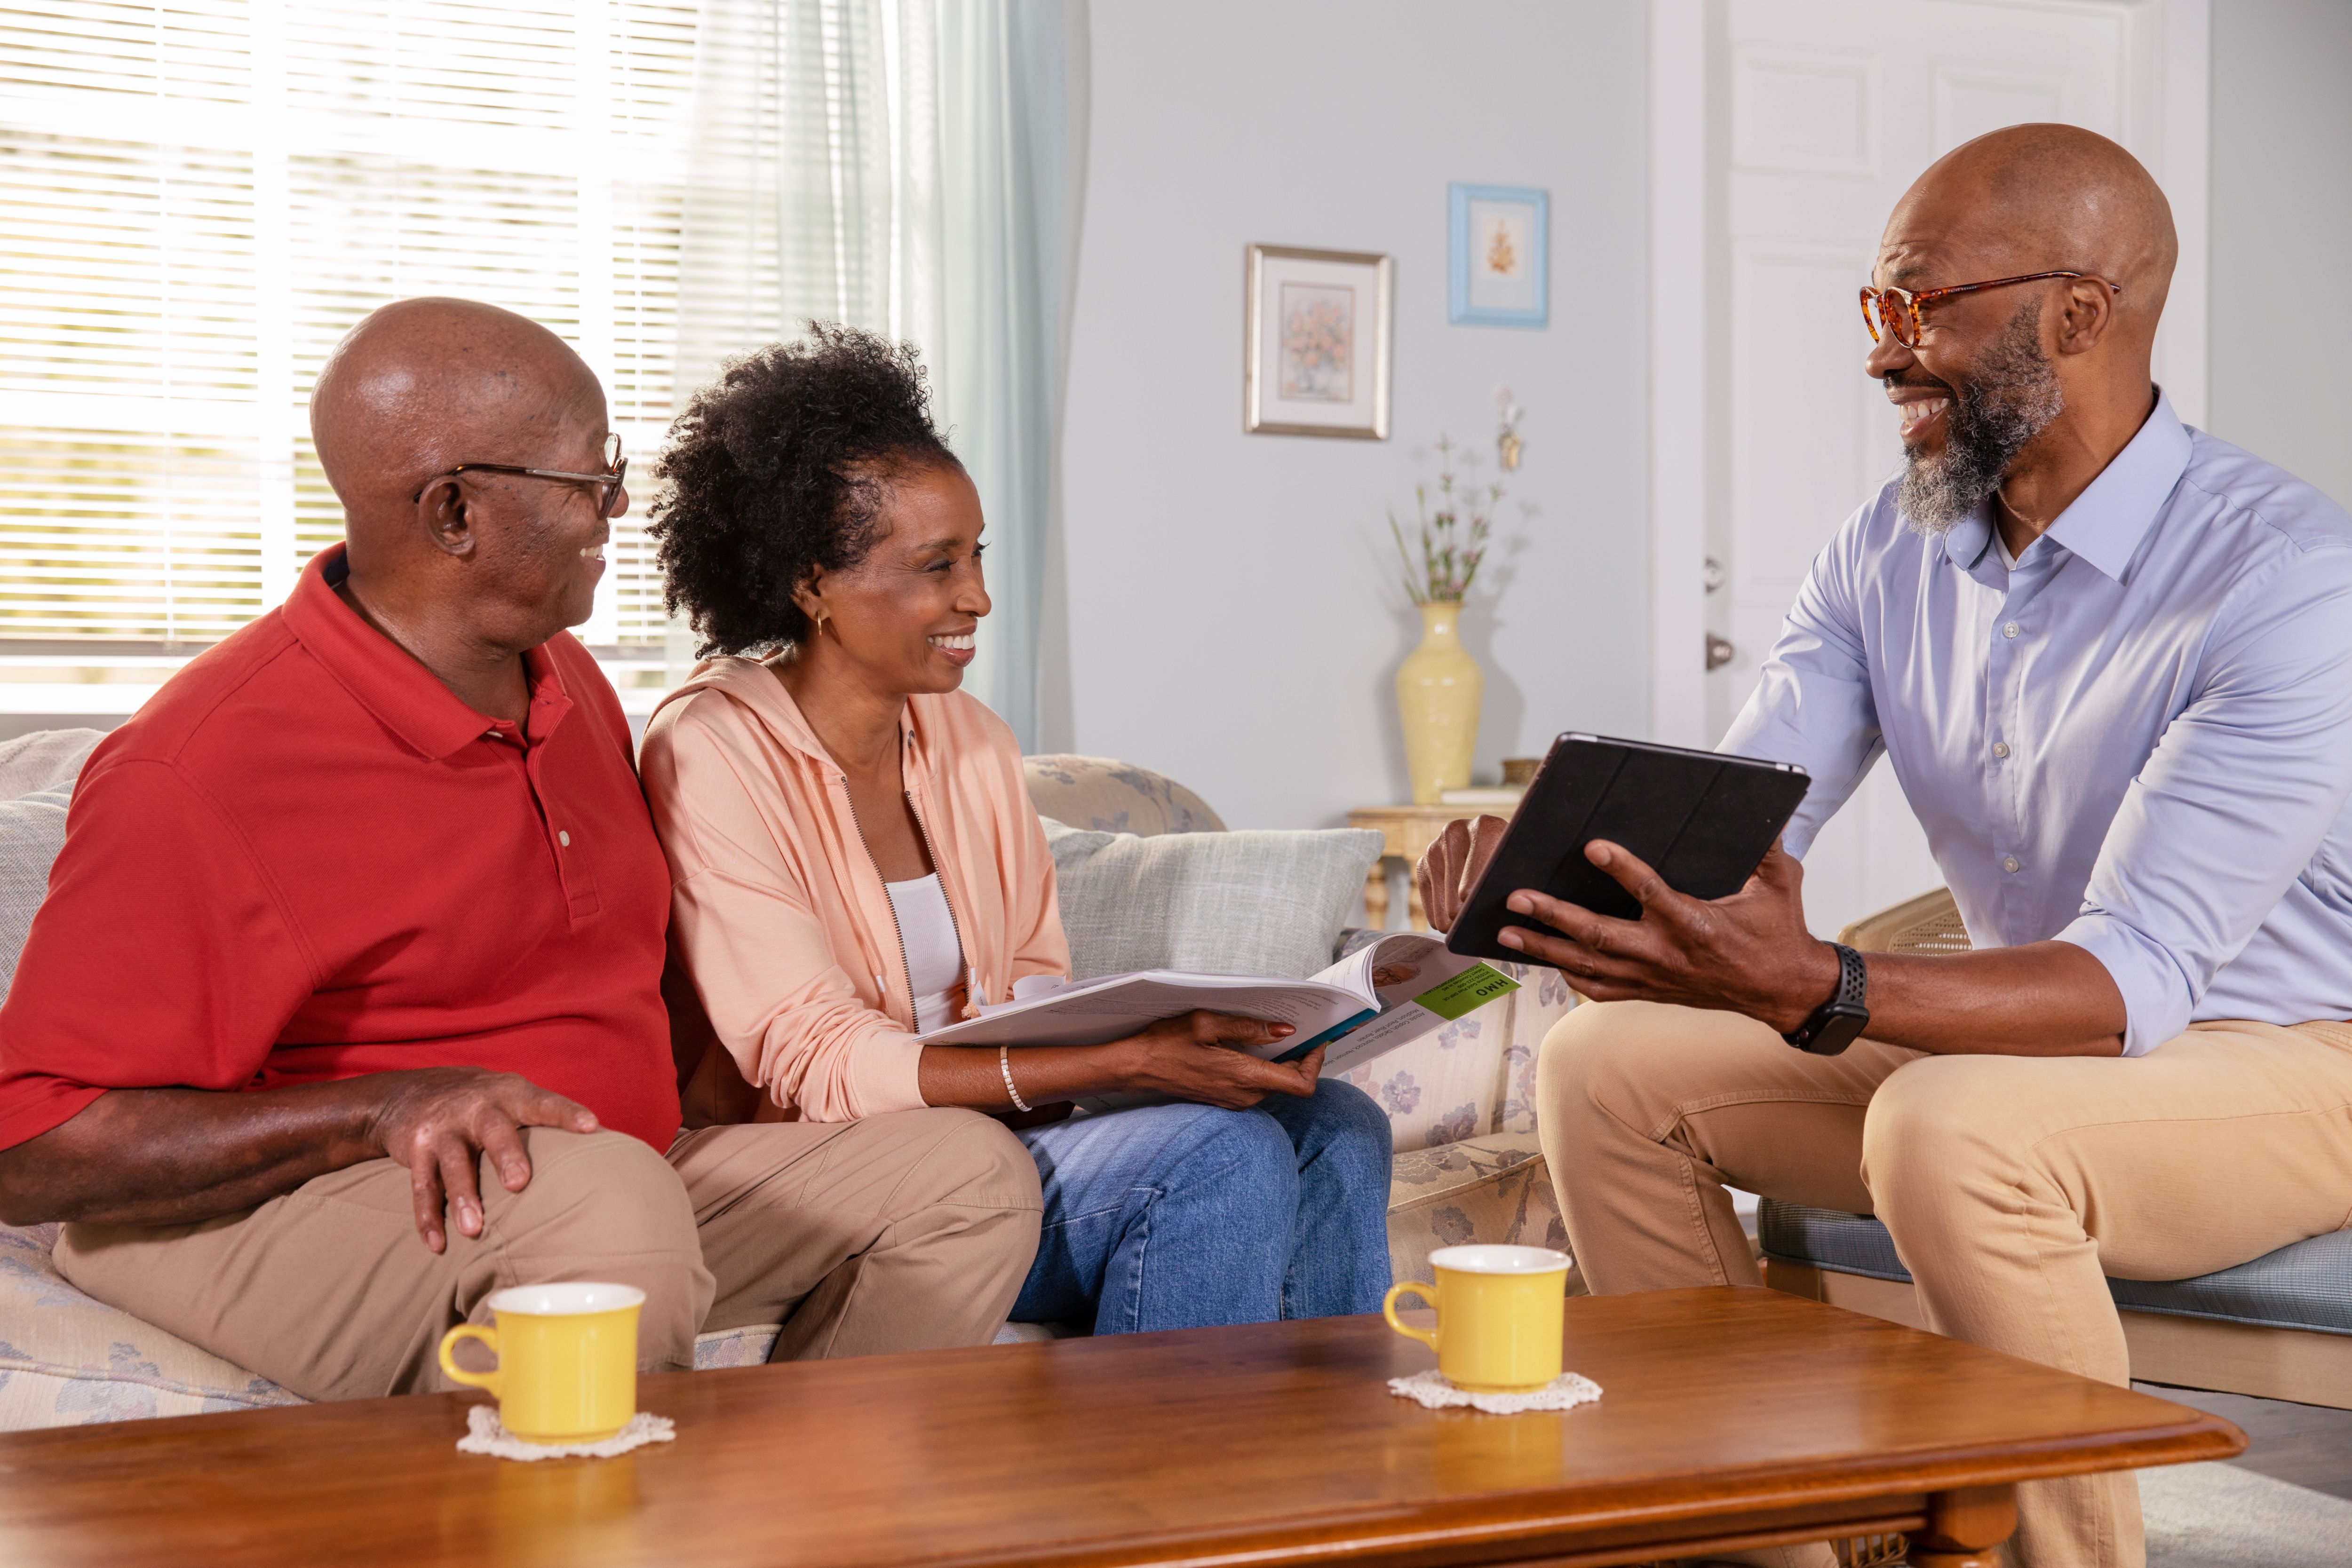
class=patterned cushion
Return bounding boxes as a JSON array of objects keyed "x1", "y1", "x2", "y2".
[
  {"x1": 1023, "y1": 755, "x2": 1225, "y2": 836},
  {"x1": 1760, "y1": 1200, "x2": 2352, "y2": 1336},
  {"x1": 692, "y1": 1325, "x2": 779, "y2": 1368},
  {"x1": 1385, "y1": 1132, "x2": 1578, "y2": 1291},
  {"x1": 0, "y1": 1221, "x2": 306, "y2": 1427},
  {"x1": 1338, "y1": 961, "x2": 1577, "y2": 1153}
]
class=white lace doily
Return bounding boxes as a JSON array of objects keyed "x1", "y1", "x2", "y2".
[
  {"x1": 456, "y1": 1403, "x2": 676, "y2": 1460},
  {"x1": 1387, "y1": 1368, "x2": 1603, "y2": 1415}
]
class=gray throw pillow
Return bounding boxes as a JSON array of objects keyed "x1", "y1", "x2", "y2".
[
  {"x1": 1042, "y1": 819, "x2": 1385, "y2": 982},
  {"x1": 0, "y1": 789, "x2": 71, "y2": 999}
]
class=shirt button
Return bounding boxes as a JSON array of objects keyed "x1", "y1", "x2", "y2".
[
  {"x1": 1991, "y1": 741, "x2": 2010, "y2": 758},
  {"x1": 558, "y1": 831, "x2": 572, "y2": 847},
  {"x1": 2003, "y1": 622, "x2": 2020, "y2": 639},
  {"x1": 2003, "y1": 856, "x2": 2020, "y2": 873}
]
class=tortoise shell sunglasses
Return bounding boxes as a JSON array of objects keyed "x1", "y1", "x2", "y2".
[{"x1": 1859, "y1": 271, "x2": 2122, "y2": 348}]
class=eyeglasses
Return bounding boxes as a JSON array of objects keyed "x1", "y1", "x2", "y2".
[
  {"x1": 1859, "y1": 271, "x2": 2122, "y2": 348},
  {"x1": 413, "y1": 433, "x2": 628, "y2": 518}
]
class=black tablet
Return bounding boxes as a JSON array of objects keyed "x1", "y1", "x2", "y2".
[{"x1": 1444, "y1": 733, "x2": 1811, "y2": 964}]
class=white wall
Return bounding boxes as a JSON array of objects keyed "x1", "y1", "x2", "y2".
[
  {"x1": 1044, "y1": 0, "x2": 1651, "y2": 828},
  {"x1": 2207, "y1": 0, "x2": 2352, "y2": 509}
]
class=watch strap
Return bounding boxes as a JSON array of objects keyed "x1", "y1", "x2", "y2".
[
  {"x1": 1783, "y1": 942, "x2": 1868, "y2": 1050},
  {"x1": 1830, "y1": 942, "x2": 1867, "y2": 1010}
]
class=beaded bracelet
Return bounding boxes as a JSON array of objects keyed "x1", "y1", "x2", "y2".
[{"x1": 999, "y1": 1044, "x2": 1032, "y2": 1113}]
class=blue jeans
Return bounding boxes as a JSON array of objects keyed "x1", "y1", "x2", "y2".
[{"x1": 1009, "y1": 1078, "x2": 1393, "y2": 1334}]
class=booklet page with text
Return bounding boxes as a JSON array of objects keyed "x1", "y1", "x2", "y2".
[{"x1": 918, "y1": 933, "x2": 1518, "y2": 1080}]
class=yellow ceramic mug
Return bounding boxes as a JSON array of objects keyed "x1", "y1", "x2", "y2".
[
  {"x1": 437, "y1": 1282, "x2": 644, "y2": 1443},
  {"x1": 1382, "y1": 1243, "x2": 1571, "y2": 1392}
]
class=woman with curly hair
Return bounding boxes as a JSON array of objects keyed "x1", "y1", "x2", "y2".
[{"x1": 639, "y1": 325, "x2": 1391, "y2": 1335}]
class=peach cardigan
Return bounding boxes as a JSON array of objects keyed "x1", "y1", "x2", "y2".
[{"x1": 638, "y1": 657, "x2": 1070, "y2": 1124}]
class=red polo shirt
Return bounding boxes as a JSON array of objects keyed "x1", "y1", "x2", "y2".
[{"x1": 0, "y1": 546, "x2": 682, "y2": 1152}]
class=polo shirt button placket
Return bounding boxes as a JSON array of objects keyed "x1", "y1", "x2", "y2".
[{"x1": 513, "y1": 732, "x2": 597, "y2": 921}]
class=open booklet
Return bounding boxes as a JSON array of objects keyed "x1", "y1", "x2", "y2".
[{"x1": 917, "y1": 933, "x2": 1519, "y2": 1079}]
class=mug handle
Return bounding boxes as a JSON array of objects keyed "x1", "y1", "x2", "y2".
[
  {"x1": 438, "y1": 1323, "x2": 502, "y2": 1395},
  {"x1": 1382, "y1": 1281, "x2": 1439, "y2": 1351}
]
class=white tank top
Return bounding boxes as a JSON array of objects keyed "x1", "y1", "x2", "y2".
[{"x1": 883, "y1": 873, "x2": 964, "y2": 1034}]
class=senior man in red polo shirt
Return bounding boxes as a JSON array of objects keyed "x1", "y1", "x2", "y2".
[{"x1": 0, "y1": 298, "x2": 1041, "y2": 1402}]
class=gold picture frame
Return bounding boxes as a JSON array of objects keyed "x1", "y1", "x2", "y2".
[{"x1": 1244, "y1": 244, "x2": 1393, "y2": 440}]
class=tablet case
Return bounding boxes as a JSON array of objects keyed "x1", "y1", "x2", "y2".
[{"x1": 1444, "y1": 734, "x2": 1811, "y2": 964}]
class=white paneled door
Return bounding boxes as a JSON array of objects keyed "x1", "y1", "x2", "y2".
[{"x1": 1665, "y1": 0, "x2": 2208, "y2": 938}]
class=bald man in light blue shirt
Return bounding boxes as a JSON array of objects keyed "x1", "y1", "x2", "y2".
[
  {"x1": 1732, "y1": 386, "x2": 2352, "y2": 1059},
  {"x1": 1419, "y1": 125, "x2": 2352, "y2": 1568}
]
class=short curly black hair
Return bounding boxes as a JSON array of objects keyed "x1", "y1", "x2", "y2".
[{"x1": 651, "y1": 322, "x2": 960, "y2": 654}]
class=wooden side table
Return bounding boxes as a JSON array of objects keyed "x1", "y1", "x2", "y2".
[{"x1": 1348, "y1": 800, "x2": 1518, "y2": 930}]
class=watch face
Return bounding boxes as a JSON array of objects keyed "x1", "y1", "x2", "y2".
[{"x1": 1807, "y1": 1008, "x2": 1869, "y2": 1057}]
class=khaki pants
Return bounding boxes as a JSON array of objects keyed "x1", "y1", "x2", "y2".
[
  {"x1": 54, "y1": 1108, "x2": 1043, "y2": 1403},
  {"x1": 1538, "y1": 1003, "x2": 2352, "y2": 1568}
]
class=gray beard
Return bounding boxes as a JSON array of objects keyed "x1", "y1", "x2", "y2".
[{"x1": 1896, "y1": 304, "x2": 2066, "y2": 535}]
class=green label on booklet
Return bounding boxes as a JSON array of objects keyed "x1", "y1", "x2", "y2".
[{"x1": 1413, "y1": 963, "x2": 1520, "y2": 1021}]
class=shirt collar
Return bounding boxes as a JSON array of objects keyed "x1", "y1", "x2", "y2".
[
  {"x1": 281, "y1": 544, "x2": 572, "y2": 761},
  {"x1": 1944, "y1": 508, "x2": 1997, "y2": 573},
  {"x1": 2041, "y1": 391, "x2": 2191, "y2": 582},
  {"x1": 1939, "y1": 391, "x2": 2190, "y2": 583}
]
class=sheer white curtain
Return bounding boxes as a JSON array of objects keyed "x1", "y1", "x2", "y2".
[{"x1": 675, "y1": 0, "x2": 1082, "y2": 748}]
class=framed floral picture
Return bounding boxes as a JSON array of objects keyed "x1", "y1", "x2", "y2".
[
  {"x1": 1244, "y1": 244, "x2": 1393, "y2": 439},
  {"x1": 1449, "y1": 184, "x2": 1548, "y2": 328}
]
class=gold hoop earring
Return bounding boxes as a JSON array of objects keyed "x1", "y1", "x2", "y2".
[{"x1": 810, "y1": 612, "x2": 827, "y2": 640}]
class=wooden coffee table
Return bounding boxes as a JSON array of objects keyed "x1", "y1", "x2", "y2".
[{"x1": 0, "y1": 1288, "x2": 2240, "y2": 1568}]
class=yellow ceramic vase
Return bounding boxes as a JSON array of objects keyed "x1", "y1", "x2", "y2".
[{"x1": 1396, "y1": 601, "x2": 1484, "y2": 804}]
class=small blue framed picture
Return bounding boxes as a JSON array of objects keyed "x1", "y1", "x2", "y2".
[{"x1": 1449, "y1": 183, "x2": 1549, "y2": 328}]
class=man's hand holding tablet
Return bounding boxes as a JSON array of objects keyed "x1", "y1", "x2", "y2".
[
  {"x1": 1420, "y1": 817, "x2": 1837, "y2": 1036},
  {"x1": 1416, "y1": 732, "x2": 2126, "y2": 1060},
  {"x1": 1413, "y1": 735, "x2": 1830, "y2": 1035}
]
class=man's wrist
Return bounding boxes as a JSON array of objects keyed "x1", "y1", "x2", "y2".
[
  {"x1": 1770, "y1": 941, "x2": 1845, "y2": 1034},
  {"x1": 347, "y1": 1069, "x2": 431, "y2": 1162}
]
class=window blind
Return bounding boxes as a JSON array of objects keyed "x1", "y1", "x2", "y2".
[{"x1": 0, "y1": 0, "x2": 699, "y2": 705}]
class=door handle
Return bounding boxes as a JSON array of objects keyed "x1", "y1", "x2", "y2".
[{"x1": 1706, "y1": 634, "x2": 1735, "y2": 671}]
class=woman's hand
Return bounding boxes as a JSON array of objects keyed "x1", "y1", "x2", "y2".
[
  {"x1": 917, "y1": 1012, "x2": 1324, "y2": 1115},
  {"x1": 1115, "y1": 1011, "x2": 1325, "y2": 1110}
]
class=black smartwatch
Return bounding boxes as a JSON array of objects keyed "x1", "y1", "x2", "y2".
[{"x1": 1783, "y1": 942, "x2": 1869, "y2": 1055}]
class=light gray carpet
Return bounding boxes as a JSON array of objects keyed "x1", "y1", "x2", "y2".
[{"x1": 2141, "y1": 1461, "x2": 2352, "y2": 1568}]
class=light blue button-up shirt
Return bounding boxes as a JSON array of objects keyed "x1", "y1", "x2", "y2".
[{"x1": 1724, "y1": 394, "x2": 2352, "y2": 1055}]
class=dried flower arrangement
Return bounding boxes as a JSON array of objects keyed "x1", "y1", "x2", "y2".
[{"x1": 1389, "y1": 435, "x2": 1504, "y2": 605}]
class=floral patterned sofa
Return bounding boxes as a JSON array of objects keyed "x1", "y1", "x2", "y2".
[{"x1": 0, "y1": 739, "x2": 1572, "y2": 1429}]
